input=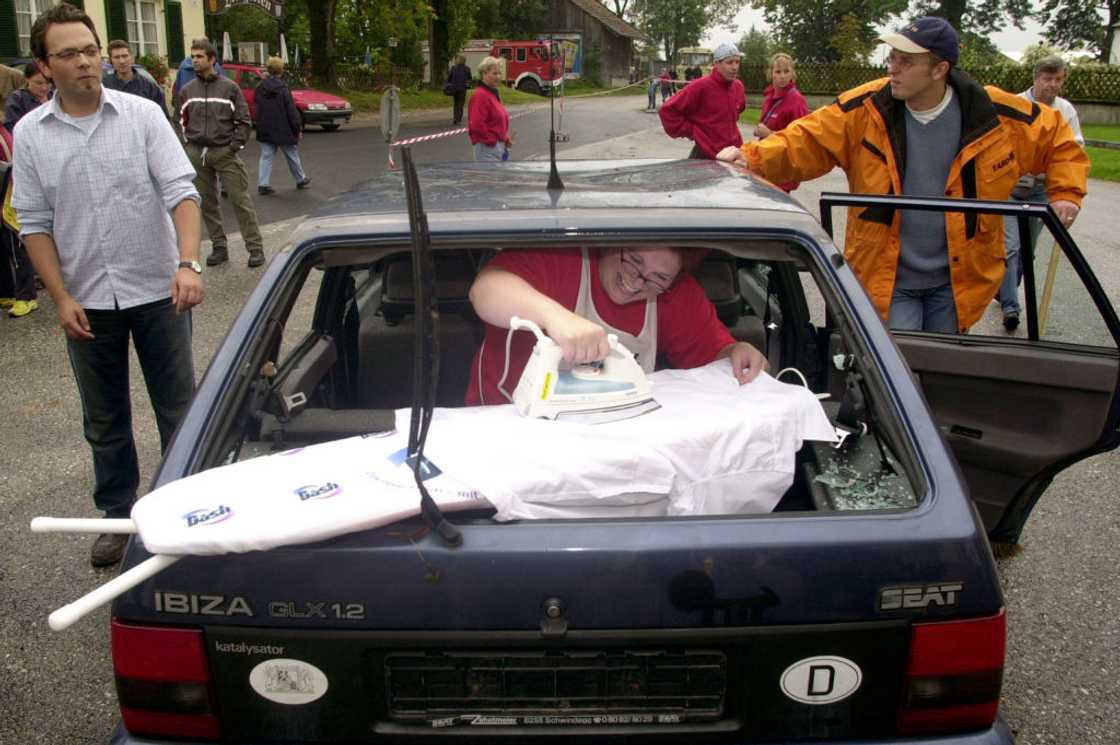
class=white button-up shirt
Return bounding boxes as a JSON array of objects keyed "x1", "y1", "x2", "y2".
[{"x1": 12, "y1": 87, "x2": 199, "y2": 310}]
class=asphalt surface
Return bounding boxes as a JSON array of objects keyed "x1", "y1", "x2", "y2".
[{"x1": 1, "y1": 94, "x2": 1117, "y2": 744}]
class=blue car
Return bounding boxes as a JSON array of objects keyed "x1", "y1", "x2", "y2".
[{"x1": 106, "y1": 159, "x2": 1119, "y2": 744}]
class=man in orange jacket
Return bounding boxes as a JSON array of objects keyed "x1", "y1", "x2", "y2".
[{"x1": 718, "y1": 18, "x2": 1088, "y2": 333}]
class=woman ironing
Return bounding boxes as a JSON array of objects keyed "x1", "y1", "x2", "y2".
[{"x1": 466, "y1": 246, "x2": 768, "y2": 406}]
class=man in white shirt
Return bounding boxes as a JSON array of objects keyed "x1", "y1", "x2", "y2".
[
  {"x1": 13, "y1": 4, "x2": 203, "y2": 567},
  {"x1": 998, "y1": 55, "x2": 1085, "y2": 331}
]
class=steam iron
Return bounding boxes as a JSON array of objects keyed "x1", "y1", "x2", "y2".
[{"x1": 509, "y1": 316, "x2": 661, "y2": 424}]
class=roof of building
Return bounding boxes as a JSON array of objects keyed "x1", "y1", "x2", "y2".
[{"x1": 565, "y1": 0, "x2": 646, "y2": 40}]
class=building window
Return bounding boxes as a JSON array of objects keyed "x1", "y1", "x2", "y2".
[
  {"x1": 15, "y1": 0, "x2": 59, "y2": 56},
  {"x1": 125, "y1": 0, "x2": 160, "y2": 58}
]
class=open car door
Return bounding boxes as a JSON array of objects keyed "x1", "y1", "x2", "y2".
[{"x1": 821, "y1": 194, "x2": 1120, "y2": 546}]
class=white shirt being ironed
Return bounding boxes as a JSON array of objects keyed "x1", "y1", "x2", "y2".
[{"x1": 12, "y1": 87, "x2": 199, "y2": 310}]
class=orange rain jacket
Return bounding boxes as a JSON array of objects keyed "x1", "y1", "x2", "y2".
[{"x1": 741, "y1": 69, "x2": 1089, "y2": 331}]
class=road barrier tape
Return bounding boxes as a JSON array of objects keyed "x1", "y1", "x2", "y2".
[{"x1": 386, "y1": 77, "x2": 679, "y2": 168}]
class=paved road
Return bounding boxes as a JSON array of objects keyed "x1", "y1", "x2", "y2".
[{"x1": 1, "y1": 94, "x2": 1116, "y2": 744}]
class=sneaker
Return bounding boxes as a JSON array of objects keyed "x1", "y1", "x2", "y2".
[
  {"x1": 206, "y1": 248, "x2": 229, "y2": 267},
  {"x1": 90, "y1": 533, "x2": 129, "y2": 567},
  {"x1": 258, "y1": 185, "x2": 275, "y2": 195},
  {"x1": 0, "y1": 297, "x2": 14, "y2": 309},
  {"x1": 7, "y1": 299, "x2": 37, "y2": 317},
  {"x1": 296, "y1": 178, "x2": 312, "y2": 190},
  {"x1": 1002, "y1": 311, "x2": 1020, "y2": 331},
  {"x1": 247, "y1": 249, "x2": 266, "y2": 268}
]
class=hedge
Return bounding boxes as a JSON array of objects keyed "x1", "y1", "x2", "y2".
[{"x1": 740, "y1": 64, "x2": 1120, "y2": 104}]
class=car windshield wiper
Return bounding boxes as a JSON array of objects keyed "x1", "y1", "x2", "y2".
[{"x1": 401, "y1": 146, "x2": 462, "y2": 547}]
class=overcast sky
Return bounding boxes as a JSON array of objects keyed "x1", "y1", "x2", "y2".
[{"x1": 701, "y1": 7, "x2": 1056, "y2": 62}]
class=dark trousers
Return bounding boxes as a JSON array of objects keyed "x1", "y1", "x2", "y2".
[
  {"x1": 453, "y1": 90, "x2": 466, "y2": 125},
  {"x1": 0, "y1": 227, "x2": 35, "y2": 301},
  {"x1": 65, "y1": 298, "x2": 195, "y2": 518}
]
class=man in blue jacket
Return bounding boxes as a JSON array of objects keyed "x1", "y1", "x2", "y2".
[{"x1": 255, "y1": 56, "x2": 310, "y2": 195}]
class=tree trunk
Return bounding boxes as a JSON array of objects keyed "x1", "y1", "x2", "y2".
[
  {"x1": 307, "y1": 0, "x2": 337, "y2": 85},
  {"x1": 431, "y1": 0, "x2": 449, "y2": 91},
  {"x1": 934, "y1": 0, "x2": 966, "y2": 31},
  {"x1": 1102, "y1": 2, "x2": 1119, "y2": 63}
]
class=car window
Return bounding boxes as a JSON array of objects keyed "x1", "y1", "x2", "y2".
[
  {"x1": 222, "y1": 69, "x2": 237, "y2": 82},
  {"x1": 516, "y1": 48, "x2": 527, "y2": 63},
  {"x1": 241, "y1": 70, "x2": 263, "y2": 90},
  {"x1": 499, "y1": 48, "x2": 512, "y2": 60},
  {"x1": 223, "y1": 243, "x2": 921, "y2": 520}
]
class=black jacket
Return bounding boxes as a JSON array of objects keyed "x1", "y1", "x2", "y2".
[
  {"x1": 447, "y1": 63, "x2": 471, "y2": 93},
  {"x1": 174, "y1": 72, "x2": 251, "y2": 148},
  {"x1": 4, "y1": 89, "x2": 46, "y2": 132},
  {"x1": 254, "y1": 75, "x2": 301, "y2": 146}
]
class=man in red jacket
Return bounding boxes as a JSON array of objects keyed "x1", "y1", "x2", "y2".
[{"x1": 659, "y1": 43, "x2": 746, "y2": 159}]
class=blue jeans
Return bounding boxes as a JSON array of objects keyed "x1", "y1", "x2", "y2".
[
  {"x1": 65, "y1": 298, "x2": 195, "y2": 518},
  {"x1": 888, "y1": 284, "x2": 959, "y2": 333},
  {"x1": 999, "y1": 182, "x2": 1048, "y2": 316},
  {"x1": 258, "y1": 143, "x2": 307, "y2": 187},
  {"x1": 474, "y1": 142, "x2": 508, "y2": 162}
]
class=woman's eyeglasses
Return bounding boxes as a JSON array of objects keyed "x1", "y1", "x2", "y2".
[{"x1": 618, "y1": 249, "x2": 674, "y2": 295}]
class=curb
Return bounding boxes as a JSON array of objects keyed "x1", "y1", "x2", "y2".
[{"x1": 1085, "y1": 139, "x2": 1120, "y2": 150}]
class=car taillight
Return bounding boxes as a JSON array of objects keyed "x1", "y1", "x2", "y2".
[
  {"x1": 112, "y1": 620, "x2": 220, "y2": 740},
  {"x1": 898, "y1": 609, "x2": 1005, "y2": 736}
]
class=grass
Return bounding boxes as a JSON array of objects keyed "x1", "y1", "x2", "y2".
[
  {"x1": 1086, "y1": 146, "x2": 1120, "y2": 181},
  {"x1": 1081, "y1": 123, "x2": 1120, "y2": 143}
]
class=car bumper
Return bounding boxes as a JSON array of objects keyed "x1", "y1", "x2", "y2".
[
  {"x1": 108, "y1": 713, "x2": 1015, "y2": 743},
  {"x1": 301, "y1": 109, "x2": 351, "y2": 125}
]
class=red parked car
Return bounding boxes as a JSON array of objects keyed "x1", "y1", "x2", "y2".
[{"x1": 222, "y1": 62, "x2": 352, "y2": 131}]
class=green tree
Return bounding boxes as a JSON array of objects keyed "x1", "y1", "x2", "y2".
[
  {"x1": 473, "y1": 0, "x2": 550, "y2": 38},
  {"x1": 907, "y1": 0, "x2": 1032, "y2": 38},
  {"x1": 958, "y1": 30, "x2": 1014, "y2": 67},
  {"x1": 751, "y1": 0, "x2": 907, "y2": 63},
  {"x1": 831, "y1": 13, "x2": 873, "y2": 63},
  {"x1": 632, "y1": 0, "x2": 743, "y2": 65},
  {"x1": 1019, "y1": 43, "x2": 1063, "y2": 69},
  {"x1": 306, "y1": 0, "x2": 339, "y2": 83},
  {"x1": 1036, "y1": 0, "x2": 1117, "y2": 62},
  {"x1": 737, "y1": 25, "x2": 773, "y2": 64}
]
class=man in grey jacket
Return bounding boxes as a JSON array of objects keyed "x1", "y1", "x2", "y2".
[{"x1": 173, "y1": 37, "x2": 264, "y2": 268}]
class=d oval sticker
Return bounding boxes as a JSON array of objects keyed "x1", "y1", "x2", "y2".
[
  {"x1": 249, "y1": 658, "x2": 329, "y2": 705},
  {"x1": 780, "y1": 656, "x2": 862, "y2": 705}
]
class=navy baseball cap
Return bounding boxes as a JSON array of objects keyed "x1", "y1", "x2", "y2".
[{"x1": 876, "y1": 17, "x2": 960, "y2": 65}]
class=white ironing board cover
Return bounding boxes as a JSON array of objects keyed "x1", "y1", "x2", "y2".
[{"x1": 130, "y1": 363, "x2": 834, "y2": 554}]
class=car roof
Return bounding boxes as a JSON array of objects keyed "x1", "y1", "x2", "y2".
[{"x1": 294, "y1": 159, "x2": 832, "y2": 247}]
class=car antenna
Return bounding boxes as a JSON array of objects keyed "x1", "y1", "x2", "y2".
[
  {"x1": 547, "y1": 34, "x2": 564, "y2": 192},
  {"x1": 401, "y1": 146, "x2": 462, "y2": 547}
]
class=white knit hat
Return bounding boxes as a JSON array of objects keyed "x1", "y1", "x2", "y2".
[{"x1": 712, "y1": 43, "x2": 742, "y2": 62}]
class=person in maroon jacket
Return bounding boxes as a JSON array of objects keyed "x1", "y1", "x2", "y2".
[
  {"x1": 754, "y1": 53, "x2": 810, "y2": 192},
  {"x1": 468, "y1": 56, "x2": 513, "y2": 162},
  {"x1": 659, "y1": 43, "x2": 746, "y2": 159}
]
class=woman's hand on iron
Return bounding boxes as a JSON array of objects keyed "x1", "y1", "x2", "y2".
[
  {"x1": 545, "y1": 311, "x2": 611, "y2": 365},
  {"x1": 719, "y1": 341, "x2": 768, "y2": 385}
]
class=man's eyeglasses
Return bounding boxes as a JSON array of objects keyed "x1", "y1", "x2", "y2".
[
  {"x1": 619, "y1": 248, "x2": 674, "y2": 295},
  {"x1": 47, "y1": 45, "x2": 101, "y2": 62}
]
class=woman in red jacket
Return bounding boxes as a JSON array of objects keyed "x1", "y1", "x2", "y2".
[
  {"x1": 468, "y1": 56, "x2": 513, "y2": 161},
  {"x1": 754, "y1": 53, "x2": 809, "y2": 192}
]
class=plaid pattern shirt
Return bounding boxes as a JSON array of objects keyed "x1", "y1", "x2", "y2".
[{"x1": 12, "y1": 87, "x2": 198, "y2": 310}]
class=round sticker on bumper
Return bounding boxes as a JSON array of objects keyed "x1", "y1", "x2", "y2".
[
  {"x1": 249, "y1": 658, "x2": 329, "y2": 705},
  {"x1": 780, "y1": 656, "x2": 862, "y2": 705}
]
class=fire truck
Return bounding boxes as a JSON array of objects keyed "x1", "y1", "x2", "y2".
[{"x1": 458, "y1": 39, "x2": 564, "y2": 95}]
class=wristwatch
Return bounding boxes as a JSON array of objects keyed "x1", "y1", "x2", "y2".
[{"x1": 177, "y1": 260, "x2": 203, "y2": 274}]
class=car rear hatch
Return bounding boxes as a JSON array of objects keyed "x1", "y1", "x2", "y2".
[{"x1": 111, "y1": 508, "x2": 1006, "y2": 742}]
